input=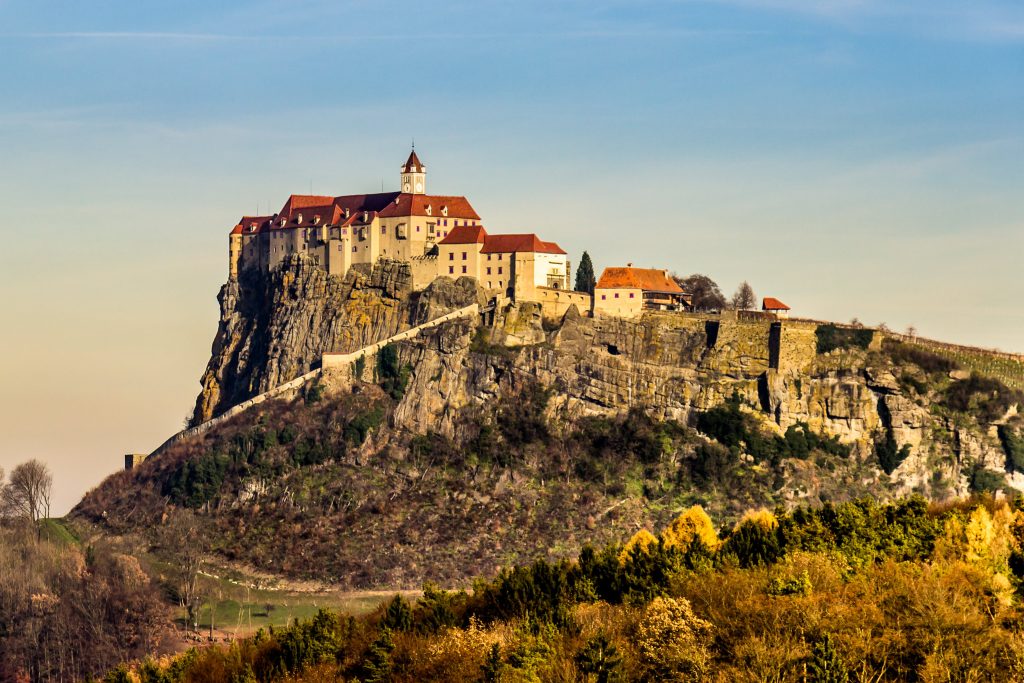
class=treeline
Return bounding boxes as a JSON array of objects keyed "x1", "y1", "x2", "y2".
[{"x1": 102, "y1": 495, "x2": 1024, "y2": 682}]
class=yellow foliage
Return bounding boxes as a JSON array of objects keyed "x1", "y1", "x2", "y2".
[
  {"x1": 619, "y1": 529, "x2": 658, "y2": 563},
  {"x1": 734, "y1": 508, "x2": 778, "y2": 533},
  {"x1": 662, "y1": 505, "x2": 719, "y2": 551},
  {"x1": 635, "y1": 596, "x2": 713, "y2": 682},
  {"x1": 936, "y1": 503, "x2": 1016, "y2": 605}
]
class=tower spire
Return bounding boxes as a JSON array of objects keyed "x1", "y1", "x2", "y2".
[{"x1": 400, "y1": 146, "x2": 426, "y2": 194}]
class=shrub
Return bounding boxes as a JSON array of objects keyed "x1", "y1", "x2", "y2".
[
  {"x1": 943, "y1": 373, "x2": 1022, "y2": 423},
  {"x1": 767, "y1": 570, "x2": 812, "y2": 597},
  {"x1": 998, "y1": 426, "x2": 1024, "y2": 472},
  {"x1": 376, "y1": 343, "x2": 411, "y2": 400},
  {"x1": 884, "y1": 340, "x2": 959, "y2": 374},
  {"x1": 875, "y1": 431, "x2": 911, "y2": 475},
  {"x1": 816, "y1": 324, "x2": 874, "y2": 354}
]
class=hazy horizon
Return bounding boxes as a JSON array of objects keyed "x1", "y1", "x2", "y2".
[{"x1": 1, "y1": 0, "x2": 1021, "y2": 515}]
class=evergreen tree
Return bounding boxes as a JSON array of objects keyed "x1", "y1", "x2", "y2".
[
  {"x1": 381, "y1": 594, "x2": 412, "y2": 632},
  {"x1": 808, "y1": 634, "x2": 850, "y2": 683},
  {"x1": 574, "y1": 632, "x2": 623, "y2": 682},
  {"x1": 575, "y1": 252, "x2": 596, "y2": 294},
  {"x1": 362, "y1": 628, "x2": 395, "y2": 683},
  {"x1": 480, "y1": 644, "x2": 504, "y2": 683}
]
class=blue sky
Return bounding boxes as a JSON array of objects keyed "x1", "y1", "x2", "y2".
[{"x1": 1, "y1": 0, "x2": 1022, "y2": 513}]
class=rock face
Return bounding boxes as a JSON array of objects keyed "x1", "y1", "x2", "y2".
[
  {"x1": 200, "y1": 258, "x2": 1017, "y2": 498},
  {"x1": 192, "y1": 256, "x2": 479, "y2": 425},
  {"x1": 379, "y1": 300, "x2": 1015, "y2": 500}
]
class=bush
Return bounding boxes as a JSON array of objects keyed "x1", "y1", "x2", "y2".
[
  {"x1": 884, "y1": 340, "x2": 959, "y2": 375},
  {"x1": 943, "y1": 374, "x2": 1022, "y2": 423},
  {"x1": 875, "y1": 431, "x2": 911, "y2": 475},
  {"x1": 998, "y1": 426, "x2": 1024, "y2": 472},
  {"x1": 377, "y1": 344, "x2": 411, "y2": 400},
  {"x1": 970, "y1": 467, "x2": 1008, "y2": 494},
  {"x1": 816, "y1": 325, "x2": 874, "y2": 354}
]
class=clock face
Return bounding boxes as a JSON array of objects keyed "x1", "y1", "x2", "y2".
[{"x1": 415, "y1": 182, "x2": 423, "y2": 192}]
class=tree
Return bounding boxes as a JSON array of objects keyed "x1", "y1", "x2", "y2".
[
  {"x1": 662, "y1": 505, "x2": 719, "y2": 551},
  {"x1": 575, "y1": 632, "x2": 623, "y2": 682},
  {"x1": 381, "y1": 594, "x2": 412, "y2": 632},
  {"x1": 635, "y1": 597, "x2": 713, "y2": 682},
  {"x1": 731, "y1": 281, "x2": 756, "y2": 310},
  {"x1": 159, "y1": 509, "x2": 205, "y2": 631},
  {"x1": 575, "y1": 251, "x2": 596, "y2": 294},
  {"x1": 4, "y1": 460, "x2": 52, "y2": 532},
  {"x1": 674, "y1": 274, "x2": 726, "y2": 311},
  {"x1": 807, "y1": 634, "x2": 850, "y2": 683}
]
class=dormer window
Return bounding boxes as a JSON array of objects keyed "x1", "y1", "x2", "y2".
[
  {"x1": 313, "y1": 215, "x2": 321, "y2": 225},
  {"x1": 441, "y1": 206, "x2": 448, "y2": 217},
  {"x1": 249, "y1": 223, "x2": 257, "y2": 232},
  {"x1": 296, "y1": 213, "x2": 303, "y2": 224},
  {"x1": 344, "y1": 208, "x2": 351, "y2": 219},
  {"x1": 425, "y1": 205, "x2": 432, "y2": 216},
  {"x1": 362, "y1": 211, "x2": 369, "y2": 223},
  {"x1": 279, "y1": 217, "x2": 287, "y2": 226}
]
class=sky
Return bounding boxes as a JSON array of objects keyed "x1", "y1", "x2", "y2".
[{"x1": 0, "y1": 0, "x2": 1022, "y2": 515}]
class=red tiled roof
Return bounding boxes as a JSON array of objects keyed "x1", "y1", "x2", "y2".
[
  {"x1": 438, "y1": 224, "x2": 487, "y2": 245},
  {"x1": 231, "y1": 215, "x2": 275, "y2": 235},
  {"x1": 402, "y1": 150, "x2": 424, "y2": 173},
  {"x1": 596, "y1": 267, "x2": 683, "y2": 293},
  {"x1": 762, "y1": 297, "x2": 790, "y2": 311},
  {"x1": 481, "y1": 234, "x2": 567, "y2": 255},
  {"x1": 378, "y1": 193, "x2": 480, "y2": 220},
  {"x1": 232, "y1": 190, "x2": 479, "y2": 235},
  {"x1": 438, "y1": 226, "x2": 567, "y2": 255}
]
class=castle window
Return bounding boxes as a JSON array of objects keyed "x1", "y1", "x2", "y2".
[
  {"x1": 352, "y1": 246, "x2": 357, "y2": 252},
  {"x1": 615, "y1": 293, "x2": 619, "y2": 298},
  {"x1": 462, "y1": 252, "x2": 467, "y2": 260},
  {"x1": 629, "y1": 293, "x2": 635, "y2": 298},
  {"x1": 487, "y1": 267, "x2": 491, "y2": 275},
  {"x1": 381, "y1": 226, "x2": 386, "y2": 234},
  {"x1": 449, "y1": 252, "x2": 454, "y2": 261},
  {"x1": 498, "y1": 267, "x2": 503, "y2": 274},
  {"x1": 602, "y1": 295, "x2": 607, "y2": 300},
  {"x1": 449, "y1": 266, "x2": 454, "y2": 274},
  {"x1": 462, "y1": 266, "x2": 467, "y2": 274}
]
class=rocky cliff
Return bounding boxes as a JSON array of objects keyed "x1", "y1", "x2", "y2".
[
  {"x1": 76, "y1": 258, "x2": 1024, "y2": 588},
  {"x1": 192, "y1": 256, "x2": 480, "y2": 425}
]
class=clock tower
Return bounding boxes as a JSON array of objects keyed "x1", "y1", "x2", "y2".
[{"x1": 400, "y1": 148, "x2": 426, "y2": 194}]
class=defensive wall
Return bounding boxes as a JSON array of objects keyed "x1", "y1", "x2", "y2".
[
  {"x1": 534, "y1": 287, "x2": 594, "y2": 319},
  {"x1": 148, "y1": 303, "x2": 481, "y2": 457}
]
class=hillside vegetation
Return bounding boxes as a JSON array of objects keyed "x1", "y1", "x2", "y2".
[{"x1": 100, "y1": 495, "x2": 1024, "y2": 682}]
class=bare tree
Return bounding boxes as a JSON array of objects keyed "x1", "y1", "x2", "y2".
[
  {"x1": 4, "y1": 460, "x2": 52, "y2": 532},
  {"x1": 731, "y1": 281, "x2": 756, "y2": 310},
  {"x1": 159, "y1": 509, "x2": 205, "y2": 633}
]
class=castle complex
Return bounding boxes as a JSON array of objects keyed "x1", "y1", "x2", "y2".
[
  {"x1": 227, "y1": 149, "x2": 790, "y2": 320},
  {"x1": 229, "y1": 150, "x2": 571, "y2": 301}
]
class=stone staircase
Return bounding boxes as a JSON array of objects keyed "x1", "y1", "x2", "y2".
[{"x1": 150, "y1": 303, "x2": 480, "y2": 456}]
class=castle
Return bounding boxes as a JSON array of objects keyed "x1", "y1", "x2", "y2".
[{"x1": 229, "y1": 150, "x2": 573, "y2": 302}]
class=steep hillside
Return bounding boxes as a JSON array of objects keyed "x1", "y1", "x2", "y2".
[{"x1": 74, "y1": 257, "x2": 1024, "y2": 588}]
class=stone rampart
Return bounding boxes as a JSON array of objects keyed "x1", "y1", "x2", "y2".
[{"x1": 534, "y1": 287, "x2": 593, "y2": 319}]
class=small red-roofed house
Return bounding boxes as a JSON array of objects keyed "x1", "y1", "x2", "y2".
[
  {"x1": 594, "y1": 265, "x2": 689, "y2": 318},
  {"x1": 762, "y1": 297, "x2": 791, "y2": 318}
]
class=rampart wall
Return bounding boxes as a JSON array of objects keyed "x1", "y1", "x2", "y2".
[{"x1": 534, "y1": 287, "x2": 593, "y2": 319}]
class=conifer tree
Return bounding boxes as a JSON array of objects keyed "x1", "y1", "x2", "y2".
[
  {"x1": 808, "y1": 634, "x2": 849, "y2": 683},
  {"x1": 575, "y1": 632, "x2": 623, "y2": 682},
  {"x1": 575, "y1": 252, "x2": 596, "y2": 294},
  {"x1": 362, "y1": 628, "x2": 395, "y2": 683},
  {"x1": 381, "y1": 594, "x2": 412, "y2": 632}
]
